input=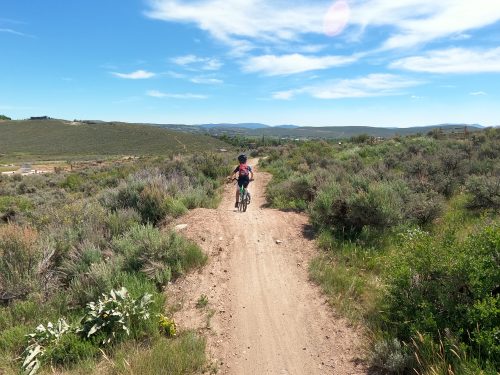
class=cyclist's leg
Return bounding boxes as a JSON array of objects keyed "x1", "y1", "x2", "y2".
[{"x1": 235, "y1": 179, "x2": 243, "y2": 208}]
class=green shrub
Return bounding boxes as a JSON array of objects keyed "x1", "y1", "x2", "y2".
[
  {"x1": 138, "y1": 183, "x2": 168, "y2": 225},
  {"x1": 403, "y1": 192, "x2": 444, "y2": 226},
  {"x1": 113, "y1": 224, "x2": 206, "y2": 284},
  {"x1": 43, "y1": 331, "x2": 98, "y2": 367},
  {"x1": 0, "y1": 325, "x2": 31, "y2": 354},
  {"x1": 309, "y1": 254, "x2": 367, "y2": 319},
  {"x1": 310, "y1": 180, "x2": 404, "y2": 236},
  {"x1": 164, "y1": 197, "x2": 188, "y2": 218},
  {"x1": 112, "y1": 332, "x2": 206, "y2": 375},
  {"x1": 0, "y1": 196, "x2": 33, "y2": 213},
  {"x1": 0, "y1": 196, "x2": 33, "y2": 223},
  {"x1": 191, "y1": 152, "x2": 232, "y2": 179},
  {"x1": 58, "y1": 243, "x2": 103, "y2": 285},
  {"x1": 106, "y1": 208, "x2": 142, "y2": 237},
  {"x1": 100, "y1": 178, "x2": 145, "y2": 212},
  {"x1": 60, "y1": 174, "x2": 84, "y2": 192},
  {"x1": 267, "y1": 174, "x2": 314, "y2": 210},
  {"x1": 385, "y1": 225, "x2": 500, "y2": 366},
  {"x1": 180, "y1": 186, "x2": 209, "y2": 209},
  {"x1": 68, "y1": 260, "x2": 124, "y2": 306},
  {"x1": 465, "y1": 174, "x2": 500, "y2": 211}
]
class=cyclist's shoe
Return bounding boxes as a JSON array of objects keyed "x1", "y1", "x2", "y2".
[
  {"x1": 234, "y1": 202, "x2": 239, "y2": 208},
  {"x1": 247, "y1": 192, "x2": 251, "y2": 204}
]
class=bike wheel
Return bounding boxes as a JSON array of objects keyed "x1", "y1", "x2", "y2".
[
  {"x1": 238, "y1": 193, "x2": 244, "y2": 212},
  {"x1": 242, "y1": 192, "x2": 248, "y2": 212}
]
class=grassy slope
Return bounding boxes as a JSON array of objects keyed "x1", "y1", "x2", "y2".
[{"x1": 0, "y1": 120, "x2": 229, "y2": 162}]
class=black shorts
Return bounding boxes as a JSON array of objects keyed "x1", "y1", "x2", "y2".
[{"x1": 237, "y1": 176, "x2": 250, "y2": 188}]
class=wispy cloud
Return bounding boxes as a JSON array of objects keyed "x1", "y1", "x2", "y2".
[
  {"x1": 190, "y1": 77, "x2": 223, "y2": 84},
  {"x1": 352, "y1": 0, "x2": 500, "y2": 50},
  {"x1": 171, "y1": 54, "x2": 222, "y2": 70},
  {"x1": 146, "y1": 1, "x2": 327, "y2": 49},
  {"x1": 390, "y1": 47, "x2": 500, "y2": 73},
  {"x1": 146, "y1": 0, "x2": 500, "y2": 54},
  {"x1": 470, "y1": 91, "x2": 487, "y2": 96},
  {"x1": 273, "y1": 74, "x2": 422, "y2": 100},
  {"x1": 111, "y1": 70, "x2": 156, "y2": 79},
  {"x1": 146, "y1": 90, "x2": 207, "y2": 99},
  {"x1": 243, "y1": 53, "x2": 358, "y2": 76},
  {"x1": 0, "y1": 28, "x2": 33, "y2": 37}
]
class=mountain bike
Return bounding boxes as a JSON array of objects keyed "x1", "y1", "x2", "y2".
[
  {"x1": 231, "y1": 178, "x2": 253, "y2": 212},
  {"x1": 238, "y1": 184, "x2": 250, "y2": 212}
]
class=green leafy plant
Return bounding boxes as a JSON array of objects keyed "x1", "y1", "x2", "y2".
[
  {"x1": 158, "y1": 314, "x2": 177, "y2": 337},
  {"x1": 78, "y1": 287, "x2": 152, "y2": 345},
  {"x1": 22, "y1": 318, "x2": 70, "y2": 375}
]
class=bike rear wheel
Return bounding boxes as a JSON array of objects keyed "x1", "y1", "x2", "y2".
[{"x1": 242, "y1": 192, "x2": 248, "y2": 212}]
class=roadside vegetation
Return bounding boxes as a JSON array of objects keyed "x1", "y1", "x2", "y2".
[
  {"x1": 0, "y1": 153, "x2": 232, "y2": 374},
  {"x1": 261, "y1": 128, "x2": 499, "y2": 374}
]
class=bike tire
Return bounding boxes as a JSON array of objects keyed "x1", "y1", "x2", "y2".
[
  {"x1": 238, "y1": 193, "x2": 244, "y2": 212},
  {"x1": 242, "y1": 191, "x2": 248, "y2": 212}
]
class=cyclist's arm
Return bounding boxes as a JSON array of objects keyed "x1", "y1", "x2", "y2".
[
  {"x1": 231, "y1": 166, "x2": 239, "y2": 180},
  {"x1": 250, "y1": 170, "x2": 254, "y2": 180}
]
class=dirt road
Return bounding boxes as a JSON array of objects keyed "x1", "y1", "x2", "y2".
[{"x1": 168, "y1": 163, "x2": 366, "y2": 374}]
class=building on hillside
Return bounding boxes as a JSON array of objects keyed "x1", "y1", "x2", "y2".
[{"x1": 29, "y1": 116, "x2": 50, "y2": 120}]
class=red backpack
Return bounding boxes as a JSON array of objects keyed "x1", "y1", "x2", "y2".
[{"x1": 239, "y1": 163, "x2": 249, "y2": 177}]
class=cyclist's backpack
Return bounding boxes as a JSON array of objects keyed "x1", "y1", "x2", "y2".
[{"x1": 239, "y1": 163, "x2": 249, "y2": 177}]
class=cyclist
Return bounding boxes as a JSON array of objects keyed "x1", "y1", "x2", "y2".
[{"x1": 231, "y1": 154, "x2": 254, "y2": 208}]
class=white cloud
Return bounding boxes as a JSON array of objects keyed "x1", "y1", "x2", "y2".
[
  {"x1": 272, "y1": 91, "x2": 296, "y2": 100},
  {"x1": 470, "y1": 91, "x2": 487, "y2": 96},
  {"x1": 164, "y1": 70, "x2": 187, "y2": 79},
  {"x1": 273, "y1": 74, "x2": 421, "y2": 100},
  {"x1": 146, "y1": 90, "x2": 207, "y2": 99},
  {"x1": 146, "y1": 0, "x2": 327, "y2": 48},
  {"x1": 243, "y1": 53, "x2": 358, "y2": 76},
  {"x1": 190, "y1": 77, "x2": 223, "y2": 84},
  {"x1": 112, "y1": 70, "x2": 156, "y2": 79},
  {"x1": 0, "y1": 28, "x2": 33, "y2": 37},
  {"x1": 146, "y1": 0, "x2": 500, "y2": 54},
  {"x1": 390, "y1": 47, "x2": 500, "y2": 73},
  {"x1": 352, "y1": 0, "x2": 500, "y2": 49},
  {"x1": 171, "y1": 54, "x2": 222, "y2": 70}
]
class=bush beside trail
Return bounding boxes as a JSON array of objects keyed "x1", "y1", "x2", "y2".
[{"x1": 262, "y1": 128, "x2": 500, "y2": 374}]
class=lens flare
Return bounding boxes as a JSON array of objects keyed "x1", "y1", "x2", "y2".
[{"x1": 323, "y1": 0, "x2": 350, "y2": 37}]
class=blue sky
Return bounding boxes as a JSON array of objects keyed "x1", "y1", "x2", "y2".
[{"x1": 1, "y1": 0, "x2": 500, "y2": 127}]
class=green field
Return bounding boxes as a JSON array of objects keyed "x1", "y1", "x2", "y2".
[{"x1": 0, "y1": 120, "x2": 229, "y2": 162}]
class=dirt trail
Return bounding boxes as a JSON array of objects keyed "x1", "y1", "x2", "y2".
[{"x1": 168, "y1": 162, "x2": 366, "y2": 374}]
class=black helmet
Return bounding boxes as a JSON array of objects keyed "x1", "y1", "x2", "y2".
[{"x1": 238, "y1": 154, "x2": 247, "y2": 163}]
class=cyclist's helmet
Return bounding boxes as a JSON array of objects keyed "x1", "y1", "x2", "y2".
[{"x1": 238, "y1": 154, "x2": 247, "y2": 163}]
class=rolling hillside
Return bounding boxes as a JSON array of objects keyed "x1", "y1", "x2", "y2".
[
  {"x1": 155, "y1": 123, "x2": 484, "y2": 139},
  {"x1": 0, "y1": 119, "x2": 229, "y2": 162}
]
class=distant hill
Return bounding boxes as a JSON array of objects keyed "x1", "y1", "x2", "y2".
[
  {"x1": 199, "y1": 123, "x2": 271, "y2": 129},
  {"x1": 156, "y1": 123, "x2": 483, "y2": 139},
  {"x1": 0, "y1": 120, "x2": 229, "y2": 162}
]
